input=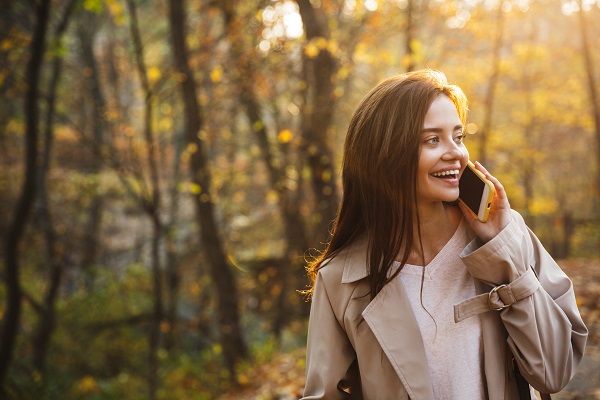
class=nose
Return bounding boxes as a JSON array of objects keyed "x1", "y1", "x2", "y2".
[{"x1": 442, "y1": 141, "x2": 466, "y2": 160}]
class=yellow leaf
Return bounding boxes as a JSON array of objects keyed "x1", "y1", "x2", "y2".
[
  {"x1": 106, "y1": 0, "x2": 125, "y2": 24},
  {"x1": 337, "y1": 65, "x2": 351, "y2": 80},
  {"x1": 148, "y1": 67, "x2": 161, "y2": 84},
  {"x1": 158, "y1": 116, "x2": 172, "y2": 131},
  {"x1": 185, "y1": 143, "x2": 198, "y2": 154},
  {"x1": 315, "y1": 37, "x2": 328, "y2": 49},
  {"x1": 409, "y1": 38, "x2": 423, "y2": 53},
  {"x1": 529, "y1": 197, "x2": 558, "y2": 216},
  {"x1": 266, "y1": 190, "x2": 279, "y2": 204},
  {"x1": 189, "y1": 183, "x2": 201, "y2": 194},
  {"x1": 327, "y1": 39, "x2": 339, "y2": 55},
  {"x1": 278, "y1": 129, "x2": 293, "y2": 143},
  {"x1": 76, "y1": 376, "x2": 100, "y2": 394},
  {"x1": 83, "y1": 0, "x2": 104, "y2": 13},
  {"x1": 238, "y1": 374, "x2": 250, "y2": 385},
  {"x1": 179, "y1": 182, "x2": 201, "y2": 194},
  {"x1": 304, "y1": 42, "x2": 319, "y2": 58},
  {"x1": 252, "y1": 120, "x2": 264, "y2": 132},
  {"x1": 210, "y1": 65, "x2": 223, "y2": 83}
]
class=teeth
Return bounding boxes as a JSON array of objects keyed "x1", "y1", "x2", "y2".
[{"x1": 431, "y1": 169, "x2": 459, "y2": 177}]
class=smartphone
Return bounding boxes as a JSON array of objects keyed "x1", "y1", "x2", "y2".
[{"x1": 458, "y1": 161, "x2": 495, "y2": 222}]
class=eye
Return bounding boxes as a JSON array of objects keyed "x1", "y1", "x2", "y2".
[
  {"x1": 425, "y1": 136, "x2": 440, "y2": 145},
  {"x1": 454, "y1": 134, "x2": 465, "y2": 144}
]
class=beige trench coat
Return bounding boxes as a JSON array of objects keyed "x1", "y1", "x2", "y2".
[{"x1": 302, "y1": 211, "x2": 587, "y2": 400}]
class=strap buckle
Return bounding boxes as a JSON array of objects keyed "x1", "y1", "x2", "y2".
[{"x1": 488, "y1": 284, "x2": 514, "y2": 311}]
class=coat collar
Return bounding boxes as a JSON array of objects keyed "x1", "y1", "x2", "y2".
[
  {"x1": 339, "y1": 237, "x2": 435, "y2": 399},
  {"x1": 341, "y1": 236, "x2": 370, "y2": 283}
]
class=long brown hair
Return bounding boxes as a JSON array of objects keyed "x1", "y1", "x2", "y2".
[{"x1": 306, "y1": 69, "x2": 468, "y2": 299}]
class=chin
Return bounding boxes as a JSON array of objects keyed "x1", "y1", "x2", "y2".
[
  {"x1": 440, "y1": 191, "x2": 459, "y2": 203},
  {"x1": 448, "y1": 194, "x2": 460, "y2": 202}
]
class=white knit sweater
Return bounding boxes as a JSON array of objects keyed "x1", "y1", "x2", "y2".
[{"x1": 398, "y1": 219, "x2": 486, "y2": 399}]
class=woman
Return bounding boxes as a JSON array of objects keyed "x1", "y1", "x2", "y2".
[{"x1": 302, "y1": 70, "x2": 587, "y2": 400}]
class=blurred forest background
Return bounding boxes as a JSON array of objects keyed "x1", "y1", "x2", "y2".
[{"x1": 1, "y1": 0, "x2": 600, "y2": 398}]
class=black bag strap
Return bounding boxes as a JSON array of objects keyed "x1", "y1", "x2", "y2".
[{"x1": 513, "y1": 358, "x2": 551, "y2": 400}]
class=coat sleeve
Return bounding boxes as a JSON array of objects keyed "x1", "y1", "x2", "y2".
[
  {"x1": 302, "y1": 270, "x2": 358, "y2": 400},
  {"x1": 461, "y1": 211, "x2": 588, "y2": 394}
]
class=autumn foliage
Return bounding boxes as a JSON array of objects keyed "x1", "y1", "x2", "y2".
[{"x1": 0, "y1": 0, "x2": 599, "y2": 399}]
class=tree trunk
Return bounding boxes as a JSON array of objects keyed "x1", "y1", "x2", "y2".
[
  {"x1": 167, "y1": 0, "x2": 248, "y2": 379},
  {"x1": 295, "y1": 0, "x2": 339, "y2": 247},
  {"x1": 521, "y1": 117, "x2": 535, "y2": 230},
  {"x1": 31, "y1": 0, "x2": 77, "y2": 377},
  {"x1": 0, "y1": 0, "x2": 18, "y2": 151},
  {"x1": 478, "y1": 4, "x2": 504, "y2": 166},
  {"x1": 562, "y1": 211, "x2": 574, "y2": 258},
  {"x1": 577, "y1": 2, "x2": 600, "y2": 215},
  {"x1": 404, "y1": 0, "x2": 415, "y2": 72},
  {"x1": 125, "y1": 1, "x2": 165, "y2": 397},
  {"x1": 164, "y1": 100, "x2": 185, "y2": 350},
  {"x1": 220, "y1": 1, "x2": 310, "y2": 339},
  {"x1": 519, "y1": 19, "x2": 539, "y2": 230},
  {"x1": 77, "y1": 15, "x2": 106, "y2": 289},
  {"x1": 0, "y1": 0, "x2": 51, "y2": 387}
]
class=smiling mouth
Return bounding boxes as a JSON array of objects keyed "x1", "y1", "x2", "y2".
[{"x1": 431, "y1": 169, "x2": 460, "y2": 179}]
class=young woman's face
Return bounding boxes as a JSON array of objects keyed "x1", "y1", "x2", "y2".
[{"x1": 417, "y1": 94, "x2": 468, "y2": 204}]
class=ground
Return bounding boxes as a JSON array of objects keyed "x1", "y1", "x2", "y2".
[{"x1": 219, "y1": 258, "x2": 600, "y2": 399}]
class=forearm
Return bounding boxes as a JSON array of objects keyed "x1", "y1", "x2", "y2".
[{"x1": 461, "y1": 211, "x2": 588, "y2": 392}]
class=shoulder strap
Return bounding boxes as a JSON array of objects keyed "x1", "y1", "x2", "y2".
[{"x1": 513, "y1": 352, "x2": 552, "y2": 400}]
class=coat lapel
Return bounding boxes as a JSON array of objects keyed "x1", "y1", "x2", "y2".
[
  {"x1": 341, "y1": 239, "x2": 434, "y2": 399},
  {"x1": 361, "y1": 277, "x2": 435, "y2": 400}
]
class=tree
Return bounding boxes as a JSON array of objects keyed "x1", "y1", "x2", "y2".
[
  {"x1": 219, "y1": 0, "x2": 310, "y2": 338},
  {"x1": 576, "y1": 0, "x2": 600, "y2": 212},
  {"x1": 31, "y1": 0, "x2": 78, "y2": 378},
  {"x1": 0, "y1": 0, "x2": 51, "y2": 388},
  {"x1": 168, "y1": 0, "x2": 248, "y2": 378},
  {"x1": 404, "y1": 0, "x2": 416, "y2": 72},
  {"x1": 76, "y1": 11, "x2": 107, "y2": 289},
  {"x1": 478, "y1": 4, "x2": 504, "y2": 166},
  {"x1": 295, "y1": 0, "x2": 340, "y2": 246},
  {"x1": 124, "y1": 0, "x2": 165, "y2": 397}
]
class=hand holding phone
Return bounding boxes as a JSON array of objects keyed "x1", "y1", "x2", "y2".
[{"x1": 458, "y1": 161, "x2": 495, "y2": 222}]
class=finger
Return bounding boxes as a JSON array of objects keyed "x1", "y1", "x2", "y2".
[
  {"x1": 473, "y1": 161, "x2": 489, "y2": 174},
  {"x1": 458, "y1": 201, "x2": 478, "y2": 222},
  {"x1": 474, "y1": 161, "x2": 507, "y2": 199}
]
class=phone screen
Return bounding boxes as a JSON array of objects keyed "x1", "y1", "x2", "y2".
[{"x1": 459, "y1": 166, "x2": 486, "y2": 214}]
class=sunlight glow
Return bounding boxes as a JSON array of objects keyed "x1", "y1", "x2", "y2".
[
  {"x1": 283, "y1": 9, "x2": 303, "y2": 38},
  {"x1": 364, "y1": 0, "x2": 379, "y2": 11},
  {"x1": 561, "y1": 0, "x2": 598, "y2": 15},
  {"x1": 261, "y1": 1, "x2": 303, "y2": 41},
  {"x1": 396, "y1": 0, "x2": 408, "y2": 10},
  {"x1": 446, "y1": 9, "x2": 471, "y2": 29},
  {"x1": 342, "y1": 0, "x2": 356, "y2": 16}
]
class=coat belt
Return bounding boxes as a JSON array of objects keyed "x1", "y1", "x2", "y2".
[{"x1": 454, "y1": 267, "x2": 541, "y2": 323}]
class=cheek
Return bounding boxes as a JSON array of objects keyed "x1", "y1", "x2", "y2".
[{"x1": 462, "y1": 147, "x2": 470, "y2": 162}]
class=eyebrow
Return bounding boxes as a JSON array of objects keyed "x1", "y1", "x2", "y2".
[{"x1": 421, "y1": 125, "x2": 463, "y2": 134}]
